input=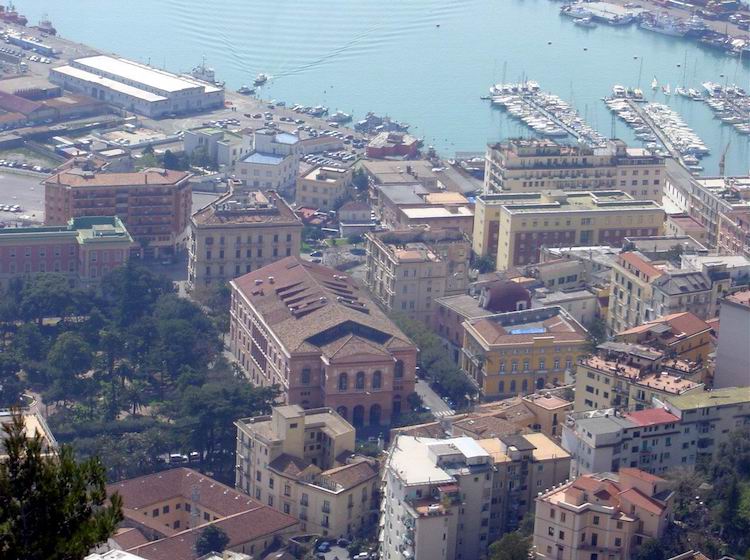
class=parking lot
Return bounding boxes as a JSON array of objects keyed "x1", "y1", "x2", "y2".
[{"x1": 0, "y1": 170, "x2": 45, "y2": 224}]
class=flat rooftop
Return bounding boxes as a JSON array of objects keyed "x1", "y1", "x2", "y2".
[
  {"x1": 192, "y1": 191, "x2": 300, "y2": 227},
  {"x1": 401, "y1": 206, "x2": 473, "y2": 219},
  {"x1": 479, "y1": 190, "x2": 663, "y2": 215},
  {"x1": 667, "y1": 386, "x2": 750, "y2": 410},
  {"x1": 52, "y1": 65, "x2": 168, "y2": 103},
  {"x1": 242, "y1": 152, "x2": 287, "y2": 165},
  {"x1": 467, "y1": 306, "x2": 587, "y2": 347},
  {"x1": 73, "y1": 55, "x2": 213, "y2": 94}
]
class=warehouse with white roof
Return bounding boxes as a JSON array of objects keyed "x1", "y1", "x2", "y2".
[{"x1": 50, "y1": 55, "x2": 224, "y2": 117}]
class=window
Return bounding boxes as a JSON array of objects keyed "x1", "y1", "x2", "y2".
[
  {"x1": 356, "y1": 371, "x2": 365, "y2": 389},
  {"x1": 394, "y1": 360, "x2": 404, "y2": 378},
  {"x1": 162, "y1": 505, "x2": 169, "y2": 514},
  {"x1": 593, "y1": 516, "x2": 599, "y2": 525},
  {"x1": 372, "y1": 370, "x2": 382, "y2": 389},
  {"x1": 301, "y1": 368, "x2": 311, "y2": 385},
  {"x1": 338, "y1": 372, "x2": 348, "y2": 391},
  {"x1": 152, "y1": 509, "x2": 159, "y2": 517}
]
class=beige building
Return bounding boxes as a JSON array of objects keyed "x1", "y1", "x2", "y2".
[
  {"x1": 365, "y1": 229, "x2": 470, "y2": 324},
  {"x1": 295, "y1": 166, "x2": 353, "y2": 211},
  {"x1": 188, "y1": 190, "x2": 302, "y2": 289},
  {"x1": 484, "y1": 138, "x2": 665, "y2": 202},
  {"x1": 532, "y1": 468, "x2": 674, "y2": 560},
  {"x1": 236, "y1": 129, "x2": 300, "y2": 195},
  {"x1": 235, "y1": 405, "x2": 379, "y2": 540},
  {"x1": 380, "y1": 433, "x2": 570, "y2": 560},
  {"x1": 462, "y1": 306, "x2": 589, "y2": 400},
  {"x1": 472, "y1": 190, "x2": 664, "y2": 270},
  {"x1": 575, "y1": 342, "x2": 703, "y2": 412},
  {"x1": 608, "y1": 251, "x2": 730, "y2": 334}
]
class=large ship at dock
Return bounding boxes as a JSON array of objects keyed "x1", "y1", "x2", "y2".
[
  {"x1": 0, "y1": 3, "x2": 27, "y2": 26},
  {"x1": 639, "y1": 13, "x2": 687, "y2": 37}
]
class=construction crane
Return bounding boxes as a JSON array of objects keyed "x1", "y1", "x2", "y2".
[{"x1": 719, "y1": 139, "x2": 731, "y2": 177}]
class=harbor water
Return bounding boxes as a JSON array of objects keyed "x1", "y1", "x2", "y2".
[{"x1": 17, "y1": 0, "x2": 750, "y2": 175}]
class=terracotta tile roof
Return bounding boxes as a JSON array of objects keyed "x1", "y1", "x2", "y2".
[
  {"x1": 129, "y1": 508, "x2": 298, "y2": 560},
  {"x1": 623, "y1": 408, "x2": 680, "y2": 427},
  {"x1": 319, "y1": 334, "x2": 393, "y2": 360},
  {"x1": 108, "y1": 467, "x2": 256, "y2": 516},
  {"x1": 0, "y1": 91, "x2": 43, "y2": 115},
  {"x1": 321, "y1": 460, "x2": 378, "y2": 490},
  {"x1": 231, "y1": 257, "x2": 413, "y2": 354},
  {"x1": 112, "y1": 527, "x2": 149, "y2": 550},
  {"x1": 619, "y1": 467, "x2": 664, "y2": 483},
  {"x1": 340, "y1": 201, "x2": 370, "y2": 212},
  {"x1": 468, "y1": 310, "x2": 587, "y2": 347},
  {"x1": 452, "y1": 415, "x2": 523, "y2": 439},
  {"x1": 45, "y1": 168, "x2": 190, "y2": 188},
  {"x1": 268, "y1": 453, "x2": 312, "y2": 478},
  {"x1": 620, "y1": 252, "x2": 664, "y2": 280},
  {"x1": 618, "y1": 487, "x2": 667, "y2": 515}
]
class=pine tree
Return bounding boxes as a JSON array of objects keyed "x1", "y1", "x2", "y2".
[{"x1": 0, "y1": 411, "x2": 123, "y2": 559}]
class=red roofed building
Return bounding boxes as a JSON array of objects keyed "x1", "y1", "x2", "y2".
[
  {"x1": 229, "y1": 257, "x2": 417, "y2": 426},
  {"x1": 108, "y1": 468, "x2": 298, "y2": 560},
  {"x1": 615, "y1": 312, "x2": 714, "y2": 364},
  {"x1": 533, "y1": 468, "x2": 673, "y2": 560}
]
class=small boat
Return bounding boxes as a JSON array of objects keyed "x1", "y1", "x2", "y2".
[
  {"x1": 612, "y1": 85, "x2": 626, "y2": 98},
  {"x1": 238, "y1": 85, "x2": 255, "y2": 95},
  {"x1": 662, "y1": 83, "x2": 671, "y2": 96},
  {"x1": 651, "y1": 76, "x2": 658, "y2": 90},
  {"x1": 574, "y1": 16, "x2": 597, "y2": 28},
  {"x1": 675, "y1": 87, "x2": 689, "y2": 97},
  {"x1": 254, "y1": 73, "x2": 268, "y2": 86}
]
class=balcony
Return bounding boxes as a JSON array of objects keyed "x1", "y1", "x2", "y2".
[{"x1": 322, "y1": 503, "x2": 331, "y2": 514}]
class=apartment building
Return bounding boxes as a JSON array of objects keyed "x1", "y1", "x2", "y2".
[
  {"x1": 574, "y1": 342, "x2": 703, "y2": 412},
  {"x1": 188, "y1": 190, "x2": 302, "y2": 289},
  {"x1": 295, "y1": 166, "x2": 353, "y2": 211},
  {"x1": 663, "y1": 387, "x2": 750, "y2": 463},
  {"x1": 183, "y1": 126, "x2": 245, "y2": 168},
  {"x1": 235, "y1": 405, "x2": 378, "y2": 540},
  {"x1": 236, "y1": 129, "x2": 300, "y2": 195},
  {"x1": 472, "y1": 190, "x2": 664, "y2": 270},
  {"x1": 665, "y1": 213, "x2": 709, "y2": 247},
  {"x1": 484, "y1": 138, "x2": 665, "y2": 202},
  {"x1": 229, "y1": 257, "x2": 417, "y2": 426},
  {"x1": 562, "y1": 407, "x2": 687, "y2": 477},
  {"x1": 532, "y1": 288, "x2": 600, "y2": 327},
  {"x1": 608, "y1": 251, "x2": 730, "y2": 334},
  {"x1": 371, "y1": 184, "x2": 474, "y2": 234},
  {"x1": 44, "y1": 168, "x2": 191, "y2": 258},
  {"x1": 532, "y1": 468, "x2": 674, "y2": 560},
  {"x1": 462, "y1": 306, "x2": 589, "y2": 400},
  {"x1": 479, "y1": 433, "x2": 571, "y2": 539},
  {"x1": 380, "y1": 435, "x2": 495, "y2": 560},
  {"x1": 615, "y1": 312, "x2": 714, "y2": 364},
  {"x1": 107, "y1": 468, "x2": 297, "y2": 560},
  {"x1": 714, "y1": 290, "x2": 750, "y2": 389},
  {"x1": 364, "y1": 229, "x2": 470, "y2": 324},
  {"x1": 0, "y1": 216, "x2": 132, "y2": 289}
]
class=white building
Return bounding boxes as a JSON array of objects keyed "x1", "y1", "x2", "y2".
[
  {"x1": 681, "y1": 254, "x2": 750, "y2": 283},
  {"x1": 50, "y1": 55, "x2": 224, "y2": 118},
  {"x1": 236, "y1": 129, "x2": 300, "y2": 195},
  {"x1": 715, "y1": 290, "x2": 750, "y2": 389},
  {"x1": 562, "y1": 407, "x2": 687, "y2": 478},
  {"x1": 183, "y1": 127, "x2": 245, "y2": 169},
  {"x1": 531, "y1": 288, "x2": 599, "y2": 327},
  {"x1": 381, "y1": 435, "x2": 494, "y2": 560}
]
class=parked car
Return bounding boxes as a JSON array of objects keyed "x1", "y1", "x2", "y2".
[{"x1": 310, "y1": 250, "x2": 323, "y2": 257}]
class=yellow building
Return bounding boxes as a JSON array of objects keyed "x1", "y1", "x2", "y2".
[
  {"x1": 295, "y1": 165, "x2": 353, "y2": 211},
  {"x1": 484, "y1": 138, "x2": 665, "y2": 202},
  {"x1": 235, "y1": 405, "x2": 379, "y2": 540},
  {"x1": 462, "y1": 306, "x2": 589, "y2": 400},
  {"x1": 574, "y1": 342, "x2": 704, "y2": 412},
  {"x1": 472, "y1": 190, "x2": 664, "y2": 270}
]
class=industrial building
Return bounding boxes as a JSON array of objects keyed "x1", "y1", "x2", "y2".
[{"x1": 50, "y1": 55, "x2": 224, "y2": 118}]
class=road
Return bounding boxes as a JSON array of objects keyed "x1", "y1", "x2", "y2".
[{"x1": 415, "y1": 378, "x2": 454, "y2": 419}]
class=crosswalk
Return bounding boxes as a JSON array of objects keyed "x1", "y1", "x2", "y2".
[{"x1": 432, "y1": 409, "x2": 455, "y2": 419}]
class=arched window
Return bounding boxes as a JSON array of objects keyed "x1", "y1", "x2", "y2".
[
  {"x1": 522, "y1": 379, "x2": 529, "y2": 393},
  {"x1": 392, "y1": 395, "x2": 402, "y2": 416},
  {"x1": 394, "y1": 360, "x2": 404, "y2": 378},
  {"x1": 510, "y1": 380, "x2": 517, "y2": 394},
  {"x1": 353, "y1": 405, "x2": 365, "y2": 427},
  {"x1": 356, "y1": 371, "x2": 365, "y2": 390},
  {"x1": 372, "y1": 370, "x2": 382, "y2": 389},
  {"x1": 499, "y1": 380, "x2": 505, "y2": 394},
  {"x1": 369, "y1": 404, "x2": 382, "y2": 426},
  {"x1": 338, "y1": 372, "x2": 348, "y2": 391},
  {"x1": 301, "y1": 368, "x2": 311, "y2": 385},
  {"x1": 536, "y1": 377, "x2": 545, "y2": 390}
]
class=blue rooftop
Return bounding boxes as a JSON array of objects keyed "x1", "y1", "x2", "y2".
[
  {"x1": 243, "y1": 152, "x2": 286, "y2": 165},
  {"x1": 275, "y1": 132, "x2": 299, "y2": 145}
]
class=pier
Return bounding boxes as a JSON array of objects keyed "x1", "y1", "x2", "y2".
[
  {"x1": 625, "y1": 100, "x2": 682, "y2": 161},
  {"x1": 523, "y1": 94, "x2": 607, "y2": 148}
]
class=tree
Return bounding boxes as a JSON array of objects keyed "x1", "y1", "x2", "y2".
[
  {"x1": 351, "y1": 167, "x2": 368, "y2": 190},
  {"x1": 473, "y1": 254, "x2": 496, "y2": 274},
  {"x1": 586, "y1": 316, "x2": 608, "y2": 352},
  {"x1": 488, "y1": 532, "x2": 530, "y2": 560},
  {"x1": 347, "y1": 233, "x2": 363, "y2": 245},
  {"x1": 195, "y1": 525, "x2": 230, "y2": 556},
  {"x1": 0, "y1": 411, "x2": 123, "y2": 559},
  {"x1": 48, "y1": 332, "x2": 93, "y2": 378},
  {"x1": 0, "y1": 353, "x2": 22, "y2": 407},
  {"x1": 635, "y1": 539, "x2": 666, "y2": 560},
  {"x1": 303, "y1": 225, "x2": 324, "y2": 241}
]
